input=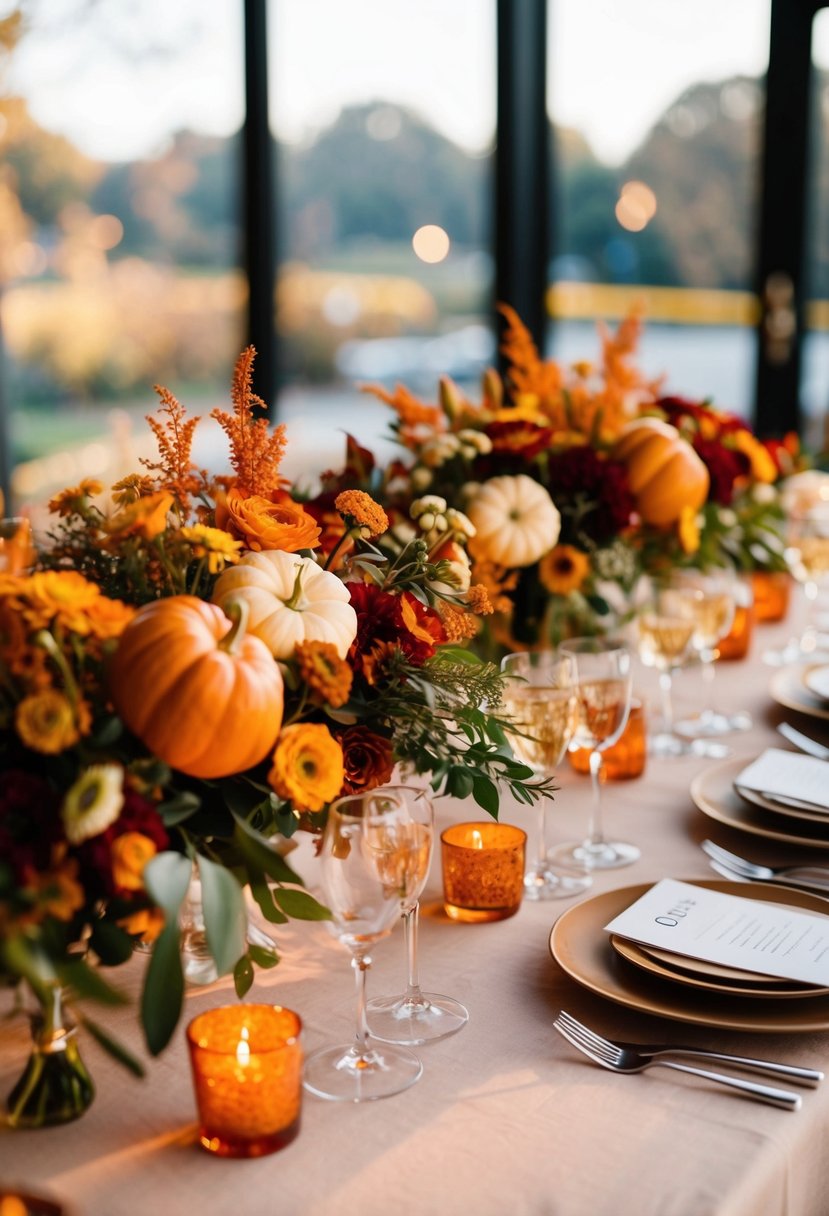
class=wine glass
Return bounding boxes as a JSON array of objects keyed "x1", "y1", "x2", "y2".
[
  {"x1": 551, "y1": 637, "x2": 638, "y2": 870},
  {"x1": 500, "y1": 651, "x2": 591, "y2": 899},
  {"x1": 365, "y1": 785, "x2": 468, "y2": 1044},
  {"x1": 636, "y1": 585, "x2": 697, "y2": 757},
  {"x1": 763, "y1": 511, "x2": 829, "y2": 665},
  {"x1": 302, "y1": 790, "x2": 423, "y2": 1102},
  {"x1": 670, "y1": 568, "x2": 749, "y2": 745}
]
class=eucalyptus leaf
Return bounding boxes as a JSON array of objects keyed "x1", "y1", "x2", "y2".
[
  {"x1": 248, "y1": 943, "x2": 280, "y2": 969},
  {"x1": 471, "y1": 773, "x2": 500, "y2": 818},
  {"x1": 141, "y1": 922, "x2": 183, "y2": 1056},
  {"x1": 143, "y1": 851, "x2": 192, "y2": 917},
  {"x1": 198, "y1": 855, "x2": 247, "y2": 976},
  {"x1": 78, "y1": 1013, "x2": 145, "y2": 1077},
  {"x1": 232, "y1": 817, "x2": 305, "y2": 886},
  {"x1": 58, "y1": 958, "x2": 129, "y2": 1007},
  {"x1": 273, "y1": 887, "x2": 332, "y2": 921},
  {"x1": 247, "y1": 872, "x2": 289, "y2": 925},
  {"x1": 158, "y1": 791, "x2": 201, "y2": 827},
  {"x1": 233, "y1": 955, "x2": 254, "y2": 998}
]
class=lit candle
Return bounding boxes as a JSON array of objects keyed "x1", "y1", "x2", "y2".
[
  {"x1": 186, "y1": 1004, "x2": 302, "y2": 1158},
  {"x1": 440, "y1": 822, "x2": 526, "y2": 922}
]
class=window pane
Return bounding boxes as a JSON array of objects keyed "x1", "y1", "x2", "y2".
[
  {"x1": 1, "y1": 0, "x2": 245, "y2": 511},
  {"x1": 547, "y1": 0, "x2": 770, "y2": 421},
  {"x1": 271, "y1": 0, "x2": 496, "y2": 477},
  {"x1": 803, "y1": 8, "x2": 829, "y2": 447}
]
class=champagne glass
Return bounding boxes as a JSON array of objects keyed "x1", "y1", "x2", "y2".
[
  {"x1": 500, "y1": 651, "x2": 591, "y2": 899},
  {"x1": 636, "y1": 585, "x2": 697, "y2": 757},
  {"x1": 551, "y1": 637, "x2": 638, "y2": 869},
  {"x1": 670, "y1": 568, "x2": 749, "y2": 744},
  {"x1": 763, "y1": 511, "x2": 829, "y2": 665},
  {"x1": 303, "y1": 790, "x2": 423, "y2": 1101},
  {"x1": 366, "y1": 785, "x2": 468, "y2": 1044}
]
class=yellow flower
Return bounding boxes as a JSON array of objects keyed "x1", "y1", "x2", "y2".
[
  {"x1": 83, "y1": 594, "x2": 136, "y2": 640},
  {"x1": 25, "y1": 570, "x2": 101, "y2": 633},
  {"x1": 334, "y1": 490, "x2": 389, "y2": 538},
  {"x1": 731, "y1": 430, "x2": 778, "y2": 484},
  {"x1": 62, "y1": 764, "x2": 125, "y2": 844},
  {"x1": 111, "y1": 831, "x2": 158, "y2": 891},
  {"x1": 491, "y1": 392, "x2": 546, "y2": 424},
  {"x1": 118, "y1": 906, "x2": 165, "y2": 942},
  {"x1": 538, "y1": 545, "x2": 591, "y2": 595},
  {"x1": 105, "y1": 490, "x2": 173, "y2": 541},
  {"x1": 268, "y1": 723, "x2": 345, "y2": 813},
  {"x1": 26, "y1": 850, "x2": 84, "y2": 924},
  {"x1": 48, "y1": 479, "x2": 104, "y2": 517},
  {"x1": 16, "y1": 689, "x2": 84, "y2": 754},
  {"x1": 179, "y1": 524, "x2": 243, "y2": 573},
  {"x1": 111, "y1": 473, "x2": 158, "y2": 507},
  {"x1": 295, "y1": 640, "x2": 353, "y2": 708},
  {"x1": 678, "y1": 505, "x2": 701, "y2": 555}
]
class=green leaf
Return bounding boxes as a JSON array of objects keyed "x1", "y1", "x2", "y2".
[
  {"x1": 248, "y1": 943, "x2": 280, "y2": 969},
  {"x1": 273, "y1": 887, "x2": 332, "y2": 921},
  {"x1": 234, "y1": 954, "x2": 255, "y2": 998},
  {"x1": 89, "y1": 714, "x2": 123, "y2": 748},
  {"x1": 141, "y1": 922, "x2": 183, "y2": 1056},
  {"x1": 198, "y1": 855, "x2": 247, "y2": 977},
  {"x1": 232, "y1": 817, "x2": 305, "y2": 886},
  {"x1": 0, "y1": 936, "x2": 57, "y2": 1004},
  {"x1": 471, "y1": 773, "x2": 500, "y2": 819},
  {"x1": 89, "y1": 920, "x2": 135, "y2": 966},
  {"x1": 78, "y1": 1013, "x2": 145, "y2": 1077},
  {"x1": 159, "y1": 791, "x2": 201, "y2": 827},
  {"x1": 143, "y1": 851, "x2": 192, "y2": 917},
  {"x1": 445, "y1": 768, "x2": 474, "y2": 800},
  {"x1": 58, "y1": 958, "x2": 129, "y2": 1006},
  {"x1": 247, "y1": 871, "x2": 289, "y2": 925}
]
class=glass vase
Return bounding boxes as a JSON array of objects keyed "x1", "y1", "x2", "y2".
[{"x1": 6, "y1": 986, "x2": 95, "y2": 1128}]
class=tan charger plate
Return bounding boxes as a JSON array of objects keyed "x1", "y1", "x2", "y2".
[
  {"x1": 632, "y1": 939, "x2": 801, "y2": 985},
  {"x1": 690, "y1": 756, "x2": 829, "y2": 850},
  {"x1": 803, "y1": 663, "x2": 829, "y2": 702},
  {"x1": 735, "y1": 782, "x2": 829, "y2": 826},
  {"x1": 549, "y1": 879, "x2": 829, "y2": 1032},
  {"x1": 609, "y1": 935, "x2": 829, "y2": 999},
  {"x1": 770, "y1": 665, "x2": 829, "y2": 721}
]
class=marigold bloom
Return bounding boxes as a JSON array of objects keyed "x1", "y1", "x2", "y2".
[
  {"x1": 295, "y1": 639, "x2": 353, "y2": 708},
  {"x1": 179, "y1": 524, "x2": 243, "y2": 573},
  {"x1": 24, "y1": 570, "x2": 101, "y2": 633},
  {"x1": 268, "y1": 723, "x2": 345, "y2": 813},
  {"x1": 83, "y1": 594, "x2": 136, "y2": 640},
  {"x1": 334, "y1": 490, "x2": 389, "y2": 538},
  {"x1": 62, "y1": 764, "x2": 125, "y2": 844},
  {"x1": 25, "y1": 853, "x2": 85, "y2": 923},
  {"x1": 465, "y1": 583, "x2": 494, "y2": 616},
  {"x1": 538, "y1": 545, "x2": 591, "y2": 596},
  {"x1": 105, "y1": 490, "x2": 174, "y2": 541},
  {"x1": 47, "y1": 479, "x2": 104, "y2": 517},
  {"x1": 111, "y1": 831, "x2": 157, "y2": 891},
  {"x1": 221, "y1": 486, "x2": 321, "y2": 552},
  {"x1": 16, "y1": 689, "x2": 84, "y2": 754},
  {"x1": 438, "y1": 601, "x2": 480, "y2": 642}
]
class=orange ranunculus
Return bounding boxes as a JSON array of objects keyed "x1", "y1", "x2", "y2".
[
  {"x1": 221, "y1": 485, "x2": 321, "y2": 552},
  {"x1": 268, "y1": 723, "x2": 344, "y2": 813},
  {"x1": 338, "y1": 726, "x2": 394, "y2": 796},
  {"x1": 83, "y1": 594, "x2": 136, "y2": 640},
  {"x1": 105, "y1": 490, "x2": 174, "y2": 541},
  {"x1": 111, "y1": 832, "x2": 158, "y2": 892}
]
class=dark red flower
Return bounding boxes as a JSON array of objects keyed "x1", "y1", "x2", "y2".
[
  {"x1": 546, "y1": 447, "x2": 635, "y2": 543},
  {"x1": 336, "y1": 726, "x2": 394, "y2": 795},
  {"x1": 0, "y1": 770, "x2": 61, "y2": 880},
  {"x1": 347, "y1": 582, "x2": 444, "y2": 672},
  {"x1": 75, "y1": 788, "x2": 168, "y2": 899},
  {"x1": 485, "y1": 420, "x2": 555, "y2": 460},
  {"x1": 691, "y1": 437, "x2": 748, "y2": 505}
]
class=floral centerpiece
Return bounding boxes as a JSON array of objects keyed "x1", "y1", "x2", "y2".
[{"x1": 0, "y1": 349, "x2": 553, "y2": 1123}]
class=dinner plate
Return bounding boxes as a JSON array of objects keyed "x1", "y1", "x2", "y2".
[
  {"x1": 549, "y1": 879, "x2": 829, "y2": 1031},
  {"x1": 609, "y1": 935, "x2": 828, "y2": 999},
  {"x1": 735, "y1": 782, "x2": 829, "y2": 826},
  {"x1": 690, "y1": 757, "x2": 829, "y2": 850},
  {"x1": 770, "y1": 665, "x2": 829, "y2": 721},
  {"x1": 622, "y1": 939, "x2": 796, "y2": 985},
  {"x1": 803, "y1": 663, "x2": 829, "y2": 702}
]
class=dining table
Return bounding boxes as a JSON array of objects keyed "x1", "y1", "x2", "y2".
[{"x1": 3, "y1": 601, "x2": 829, "y2": 1216}]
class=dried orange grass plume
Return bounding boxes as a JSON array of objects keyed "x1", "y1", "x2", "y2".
[
  {"x1": 142, "y1": 387, "x2": 203, "y2": 512},
  {"x1": 498, "y1": 304, "x2": 563, "y2": 402},
  {"x1": 211, "y1": 347, "x2": 287, "y2": 496}
]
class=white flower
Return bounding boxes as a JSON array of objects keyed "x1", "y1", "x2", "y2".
[
  {"x1": 62, "y1": 764, "x2": 125, "y2": 845},
  {"x1": 458, "y1": 429, "x2": 492, "y2": 455},
  {"x1": 446, "y1": 508, "x2": 476, "y2": 539},
  {"x1": 410, "y1": 467, "x2": 433, "y2": 491},
  {"x1": 718, "y1": 508, "x2": 738, "y2": 528},
  {"x1": 752, "y1": 483, "x2": 776, "y2": 505},
  {"x1": 411, "y1": 495, "x2": 448, "y2": 518}
]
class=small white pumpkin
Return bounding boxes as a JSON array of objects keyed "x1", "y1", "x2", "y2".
[
  {"x1": 212, "y1": 550, "x2": 358, "y2": 660},
  {"x1": 467, "y1": 474, "x2": 560, "y2": 568}
]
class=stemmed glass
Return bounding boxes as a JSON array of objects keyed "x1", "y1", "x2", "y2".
[
  {"x1": 500, "y1": 651, "x2": 591, "y2": 899},
  {"x1": 303, "y1": 789, "x2": 423, "y2": 1102},
  {"x1": 763, "y1": 511, "x2": 829, "y2": 665},
  {"x1": 636, "y1": 585, "x2": 697, "y2": 757},
  {"x1": 670, "y1": 568, "x2": 749, "y2": 744},
  {"x1": 366, "y1": 785, "x2": 468, "y2": 1044},
  {"x1": 551, "y1": 637, "x2": 639, "y2": 870}
]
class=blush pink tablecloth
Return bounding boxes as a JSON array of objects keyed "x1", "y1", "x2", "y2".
[{"x1": 3, "y1": 606, "x2": 829, "y2": 1216}]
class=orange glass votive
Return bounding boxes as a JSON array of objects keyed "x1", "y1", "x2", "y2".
[
  {"x1": 718, "y1": 598, "x2": 755, "y2": 661},
  {"x1": 186, "y1": 1004, "x2": 302, "y2": 1158},
  {"x1": 441, "y1": 822, "x2": 526, "y2": 922},
  {"x1": 569, "y1": 698, "x2": 646, "y2": 781},
  {"x1": 751, "y1": 570, "x2": 791, "y2": 623},
  {"x1": 0, "y1": 518, "x2": 34, "y2": 575}
]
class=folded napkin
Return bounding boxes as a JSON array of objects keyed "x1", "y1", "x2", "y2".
[{"x1": 736, "y1": 748, "x2": 829, "y2": 814}]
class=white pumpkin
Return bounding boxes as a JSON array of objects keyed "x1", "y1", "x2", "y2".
[
  {"x1": 212, "y1": 550, "x2": 358, "y2": 660},
  {"x1": 467, "y1": 474, "x2": 560, "y2": 568}
]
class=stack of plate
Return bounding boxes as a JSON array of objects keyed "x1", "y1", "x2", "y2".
[
  {"x1": 690, "y1": 757, "x2": 829, "y2": 850},
  {"x1": 548, "y1": 879, "x2": 829, "y2": 1031},
  {"x1": 769, "y1": 662, "x2": 829, "y2": 722}
]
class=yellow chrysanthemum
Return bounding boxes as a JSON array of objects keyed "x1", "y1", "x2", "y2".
[
  {"x1": 538, "y1": 545, "x2": 591, "y2": 595},
  {"x1": 268, "y1": 723, "x2": 345, "y2": 813},
  {"x1": 334, "y1": 490, "x2": 389, "y2": 538},
  {"x1": 111, "y1": 473, "x2": 158, "y2": 507},
  {"x1": 24, "y1": 570, "x2": 101, "y2": 633},
  {"x1": 678, "y1": 505, "x2": 701, "y2": 555},
  {"x1": 15, "y1": 689, "x2": 84, "y2": 754},
  {"x1": 62, "y1": 764, "x2": 125, "y2": 844},
  {"x1": 295, "y1": 640, "x2": 353, "y2": 708},
  {"x1": 179, "y1": 524, "x2": 243, "y2": 573}
]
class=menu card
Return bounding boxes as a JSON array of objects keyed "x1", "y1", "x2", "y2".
[
  {"x1": 736, "y1": 748, "x2": 829, "y2": 813},
  {"x1": 604, "y1": 879, "x2": 829, "y2": 985}
]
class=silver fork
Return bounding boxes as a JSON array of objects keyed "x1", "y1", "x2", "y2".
[
  {"x1": 702, "y1": 839, "x2": 829, "y2": 893},
  {"x1": 553, "y1": 1012, "x2": 802, "y2": 1109},
  {"x1": 555, "y1": 1010, "x2": 822, "y2": 1086},
  {"x1": 777, "y1": 722, "x2": 829, "y2": 761}
]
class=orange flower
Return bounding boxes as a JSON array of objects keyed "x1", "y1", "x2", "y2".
[
  {"x1": 678, "y1": 505, "x2": 701, "y2": 555},
  {"x1": 731, "y1": 430, "x2": 778, "y2": 484},
  {"x1": 334, "y1": 490, "x2": 389, "y2": 538},
  {"x1": 268, "y1": 723, "x2": 344, "y2": 813},
  {"x1": 24, "y1": 570, "x2": 101, "y2": 633},
  {"x1": 15, "y1": 689, "x2": 86, "y2": 753},
  {"x1": 111, "y1": 832, "x2": 158, "y2": 891},
  {"x1": 295, "y1": 640, "x2": 353, "y2": 708},
  {"x1": 221, "y1": 486, "x2": 321, "y2": 552},
  {"x1": 83, "y1": 594, "x2": 136, "y2": 640},
  {"x1": 438, "y1": 601, "x2": 479, "y2": 642},
  {"x1": 105, "y1": 490, "x2": 173, "y2": 541},
  {"x1": 24, "y1": 852, "x2": 84, "y2": 924},
  {"x1": 111, "y1": 473, "x2": 157, "y2": 506},
  {"x1": 48, "y1": 479, "x2": 104, "y2": 517},
  {"x1": 338, "y1": 726, "x2": 394, "y2": 795},
  {"x1": 118, "y1": 906, "x2": 165, "y2": 942},
  {"x1": 538, "y1": 545, "x2": 590, "y2": 595},
  {"x1": 179, "y1": 524, "x2": 243, "y2": 573}
]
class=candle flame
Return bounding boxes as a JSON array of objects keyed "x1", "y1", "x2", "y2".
[
  {"x1": 471, "y1": 830, "x2": 484, "y2": 850},
  {"x1": 236, "y1": 1025, "x2": 251, "y2": 1066}
]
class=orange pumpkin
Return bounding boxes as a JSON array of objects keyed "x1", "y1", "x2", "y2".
[
  {"x1": 613, "y1": 417, "x2": 710, "y2": 526},
  {"x1": 109, "y1": 596, "x2": 284, "y2": 778}
]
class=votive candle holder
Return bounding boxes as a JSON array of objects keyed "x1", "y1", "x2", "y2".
[
  {"x1": 569, "y1": 697, "x2": 646, "y2": 781},
  {"x1": 441, "y1": 822, "x2": 526, "y2": 922},
  {"x1": 186, "y1": 1004, "x2": 302, "y2": 1158}
]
